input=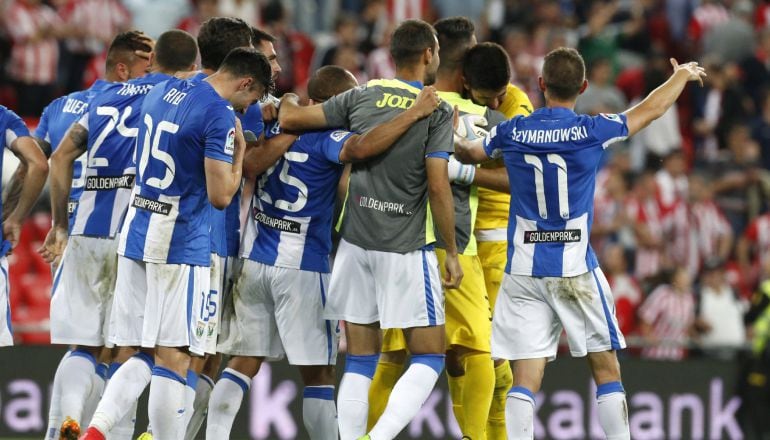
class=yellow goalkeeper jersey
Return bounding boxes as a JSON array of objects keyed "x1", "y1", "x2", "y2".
[{"x1": 475, "y1": 83, "x2": 533, "y2": 232}]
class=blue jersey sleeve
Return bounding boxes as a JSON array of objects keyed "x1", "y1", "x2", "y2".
[
  {"x1": 2, "y1": 109, "x2": 30, "y2": 150},
  {"x1": 590, "y1": 113, "x2": 629, "y2": 149},
  {"x1": 203, "y1": 106, "x2": 236, "y2": 163},
  {"x1": 35, "y1": 103, "x2": 52, "y2": 141},
  {"x1": 483, "y1": 119, "x2": 511, "y2": 159},
  {"x1": 237, "y1": 103, "x2": 265, "y2": 139},
  {"x1": 319, "y1": 129, "x2": 353, "y2": 164}
]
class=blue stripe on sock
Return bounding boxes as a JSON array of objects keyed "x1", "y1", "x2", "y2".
[
  {"x1": 70, "y1": 348, "x2": 97, "y2": 366},
  {"x1": 344, "y1": 354, "x2": 380, "y2": 379},
  {"x1": 95, "y1": 363, "x2": 109, "y2": 380},
  {"x1": 186, "y1": 369, "x2": 199, "y2": 390},
  {"x1": 596, "y1": 381, "x2": 625, "y2": 397},
  {"x1": 221, "y1": 371, "x2": 249, "y2": 394},
  {"x1": 303, "y1": 386, "x2": 334, "y2": 401},
  {"x1": 133, "y1": 351, "x2": 155, "y2": 370},
  {"x1": 509, "y1": 386, "x2": 536, "y2": 403},
  {"x1": 592, "y1": 270, "x2": 621, "y2": 350},
  {"x1": 108, "y1": 362, "x2": 121, "y2": 379},
  {"x1": 412, "y1": 353, "x2": 445, "y2": 375},
  {"x1": 422, "y1": 250, "x2": 436, "y2": 326},
  {"x1": 151, "y1": 366, "x2": 186, "y2": 385}
]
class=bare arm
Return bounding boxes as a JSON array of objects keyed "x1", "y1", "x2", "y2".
[
  {"x1": 4, "y1": 136, "x2": 49, "y2": 249},
  {"x1": 243, "y1": 132, "x2": 298, "y2": 178},
  {"x1": 472, "y1": 167, "x2": 509, "y2": 193},
  {"x1": 454, "y1": 136, "x2": 490, "y2": 164},
  {"x1": 339, "y1": 87, "x2": 440, "y2": 163},
  {"x1": 278, "y1": 94, "x2": 328, "y2": 131},
  {"x1": 206, "y1": 119, "x2": 246, "y2": 209},
  {"x1": 624, "y1": 59, "x2": 706, "y2": 137},
  {"x1": 49, "y1": 124, "x2": 86, "y2": 231},
  {"x1": 427, "y1": 157, "x2": 463, "y2": 289},
  {"x1": 2, "y1": 137, "x2": 51, "y2": 221}
]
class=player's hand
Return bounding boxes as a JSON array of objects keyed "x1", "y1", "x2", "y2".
[
  {"x1": 442, "y1": 252, "x2": 463, "y2": 289},
  {"x1": 38, "y1": 226, "x2": 68, "y2": 265},
  {"x1": 409, "y1": 86, "x2": 441, "y2": 118},
  {"x1": 233, "y1": 117, "x2": 246, "y2": 155},
  {"x1": 670, "y1": 58, "x2": 707, "y2": 87},
  {"x1": 447, "y1": 155, "x2": 475, "y2": 185},
  {"x1": 261, "y1": 102, "x2": 279, "y2": 122},
  {"x1": 2, "y1": 217, "x2": 21, "y2": 252},
  {"x1": 456, "y1": 114, "x2": 489, "y2": 141},
  {"x1": 134, "y1": 34, "x2": 155, "y2": 61}
]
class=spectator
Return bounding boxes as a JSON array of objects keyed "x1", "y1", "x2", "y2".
[
  {"x1": 749, "y1": 89, "x2": 770, "y2": 171},
  {"x1": 365, "y1": 21, "x2": 396, "y2": 80},
  {"x1": 656, "y1": 149, "x2": 689, "y2": 211},
  {"x1": 740, "y1": 28, "x2": 770, "y2": 111},
  {"x1": 639, "y1": 267, "x2": 697, "y2": 361},
  {"x1": 688, "y1": 174, "x2": 734, "y2": 271},
  {"x1": 737, "y1": 210, "x2": 770, "y2": 290},
  {"x1": 695, "y1": 258, "x2": 747, "y2": 359},
  {"x1": 219, "y1": 0, "x2": 260, "y2": 25},
  {"x1": 319, "y1": 13, "x2": 361, "y2": 68},
  {"x1": 262, "y1": 0, "x2": 315, "y2": 95},
  {"x1": 122, "y1": 0, "x2": 190, "y2": 38},
  {"x1": 626, "y1": 170, "x2": 667, "y2": 282},
  {"x1": 575, "y1": 56, "x2": 627, "y2": 115},
  {"x1": 3, "y1": 0, "x2": 64, "y2": 117},
  {"x1": 602, "y1": 244, "x2": 642, "y2": 337},
  {"x1": 592, "y1": 168, "x2": 630, "y2": 254},
  {"x1": 703, "y1": 0, "x2": 756, "y2": 64},
  {"x1": 177, "y1": 0, "x2": 219, "y2": 38},
  {"x1": 331, "y1": 44, "x2": 367, "y2": 84},
  {"x1": 358, "y1": 0, "x2": 388, "y2": 54}
]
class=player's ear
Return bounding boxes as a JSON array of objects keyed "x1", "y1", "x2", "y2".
[
  {"x1": 579, "y1": 79, "x2": 588, "y2": 95},
  {"x1": 423, "y1": 46, "x2": 433, "y2": 66},
  {"x1": 239, "y1": 77, "x2": 254, "y2": 91},
  {"x1": 538, "y1": 76, "x2": 546, "y2": 92},
  {"x1": 115, "y1": 63, "x2": 129, "y2": 82}
]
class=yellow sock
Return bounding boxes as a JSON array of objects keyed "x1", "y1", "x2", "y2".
[
  {"x1": 462, "y1": 353, "x2": 495, "y2": 440},
  {"x1": 366, "y1": 360, "x2": 404, "y2": 430},
  {"x1": 447, "y1": 370, "x2": 465, "y2": 431},
  {"x1": 487, "y1": 361, "x2": 513, "y2": 439}
]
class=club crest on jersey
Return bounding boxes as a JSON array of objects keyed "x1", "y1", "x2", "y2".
[
  {"x1": 600, "y1": 113, "x2": 623, "y2": 124},
  {"x1": 224, "y1": 128, "x2": 235, "y2": 155},
  {"x1": 330, "y1": 130, "x2": 348, "y2": 142}
]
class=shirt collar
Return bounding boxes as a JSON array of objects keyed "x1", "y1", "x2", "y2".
[
  {"x1": 396, "y1": 78, "x2": 424, "y2": 90},
  {"x1": 534, "y1": 106, "x2": 577, "y2": 117}
]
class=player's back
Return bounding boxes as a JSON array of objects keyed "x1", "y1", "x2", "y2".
[
  {"x1": 119, "y1": 77, "x2": 236, "y2": 266},
  {"x1": 485, "y1": 108, "x2": 628, "y2": 277},
  {"x1": 243, "y1": 129, "x2": 350, "y2": 272},
  {"x1": 71, "y1": 73, "x2": 172, "y2": 238},
  {"x1": 322, "y1": 79, "x2": 453, "y2": 253}
]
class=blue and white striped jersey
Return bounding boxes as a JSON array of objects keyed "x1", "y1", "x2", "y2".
[
  {"x1": 241, "y1": 129, "x2": 352, "y2": 273},
  {"x1": 483, "y1": 108, "x2": 628, "y2": 277},
  {"x1": 0, "y1": 106, "x2": 30, "y2": 253},
  {"x1": 35, "y1": 79, "x2": 112, "y2": 229},
  {"x1": 71, "y1": 73, "x2": 172, "y2": 238},
  {"x1": 119, "y1": 77, "x2": 236, "y2": 266}
]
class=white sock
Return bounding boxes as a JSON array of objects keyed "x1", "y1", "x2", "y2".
[
  {"x1": 337, "y1": 373, "x2": 372, "y2": 440},
  {"x1": 506, "y1": 387, "x2": 536, "y2": 440},
  {"x1": 148, "y1": 367, "x2": 187, "y2": 440},
  {"x1": 45, "y1": 352, "x2": 68, "y2": 440},
  {"x1": 368, "y1": 362, "x2": 441, "y2": 440},
  {"x1": 206, "y1": 368, "x2": 250, "y2": 440},
  {"x1": 597, "y1": 382, "x2": 630, "y2": 440},
  {"x1": 109, "y1": 401, "x2": 138, "y2": 440},
  {"x1": 58, "y1": 351, "x2": 96, "y2": 424},
  {"x1": 81, "y1": 367, "x2": 106, "y2": 428},
  {"x1": 89, "y1": 355, "x2": 152, "y2": 435},
  {"x1": 185, "y1": 374, "x2": 214, "y2": 440},
  {"x1": 183, "y1": 370, "x2": 198, "y2": 434},
  {"x1": 303, "y1": 386, "x2": 338, "y2": 440}
]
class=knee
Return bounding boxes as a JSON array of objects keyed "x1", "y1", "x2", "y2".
[
  {"x1": 380, "y1": 349, "x2": 408, "y2": 365},
  {"x1": 300, "y1": 365, "x2": 335, "y2": 386}
]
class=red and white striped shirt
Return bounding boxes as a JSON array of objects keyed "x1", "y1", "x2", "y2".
[
  {"x1": 60, "y1": 0, "x2": 130, "y2": 55},
  {"x1": 743, "y1": 213, "x2": 770, "y2": 271},
  {"x1": 608, "y1": 273, "x2": 642, "y2": 336},
  {"x1": 691, "y1": 200, "x2": 732, "y2": 265},
  {"x1": 639, "y1": 284, "x2": 695, "y2": 360},
  {"x1": 626, "y1": 196, "x2": 667, "y2": 280},
  {"x1": 4, "y1": 1, "x2": 62, "y2": 84}
]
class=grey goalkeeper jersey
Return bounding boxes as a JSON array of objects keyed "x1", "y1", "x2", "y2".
[{"x1": 323, "y1": 79, "x2": 454, "y2": 253}]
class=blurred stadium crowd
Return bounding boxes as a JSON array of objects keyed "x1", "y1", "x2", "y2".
[{"x1": 1, "y1": 0, "x2": 770, "y2": 363}]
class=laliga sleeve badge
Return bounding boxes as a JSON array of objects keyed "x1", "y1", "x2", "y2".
[{"x1": 225, "y1": 127, "x2": 235, "y2": 155}]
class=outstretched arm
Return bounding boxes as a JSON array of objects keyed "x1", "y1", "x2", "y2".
[
  {"x1": 4, "y1": 136, "x2": 49, "y2": 249},
  {"x1": 624, "y1": 59, "x2": 706, "y2": 136},
  {"x1": 278, "y1": 94, "x2": 328, "y2": 131}
]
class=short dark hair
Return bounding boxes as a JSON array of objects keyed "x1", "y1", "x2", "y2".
[
  {"x1": 307, "y1": 66, "x2": 357, "y2": 102},
  {"x1": 251, "y1": 26, "x2": 276, "y2": 46},
  {"x1": 219, "y1": 47, "x2": 274, "y2": 98},
  {"x1": 463, "y1": 42, "x2": 511, "y2": 91},
  {"x1": 433, "y1": 17, "x2": 475, "y2": 74},
  {"x1": 197, "y1": 17, "x2": 252, "y2": 70},
  {"x1": 542, "y1": 47, "x2": 585, "y2": 101},
  {"x1": 105, "y1": 30, "x2": 153, "y2": 70},
  {"x1": 154, "y1": 30, "x2": 198, "y2": 72},
  {"x1": 262, "y1": 0, "x2": 285, "y2": 24},
  {"x1": 390, "y1": 19, "x2": 437, "y2": 68}
]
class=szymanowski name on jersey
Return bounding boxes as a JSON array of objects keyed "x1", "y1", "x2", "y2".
[{"x1": 511, "y1": 126, "x2": 588, "y2": 144}]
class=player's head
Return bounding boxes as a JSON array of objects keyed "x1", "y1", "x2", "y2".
[
  {"x1": 433, "y1": 17, "x2": 475, "y2": 76},
  {"x1": 216, "y1": 47, "x2": 274, "y2": 110},
  {"x1": 390, "y1": 19, "x2": 440, "y2": 85},
  {"x1": 540, "y1": 47, "x2": 588, "y2": 102},
  {"x1": 105, "y1": 30, "x2": 154, "y2": 81},
  {"x1": 251, "y1": 26, "x2": 282, "y2": 81},
  {"x1": 462, "y1": 42, "x2": 510, "y2": 109},
  {"x1": 197, "y1": 17, "x2": 252, "y2": 71},
  {"x1": 151, "y1": 29, "x2": 198, "y2": 74},
  {"x1": 307, "y1": 66, "x2": 358, "y2": 104}
]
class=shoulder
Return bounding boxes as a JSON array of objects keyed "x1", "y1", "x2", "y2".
[{"x1": 0, "y1": 105, "x2": 23, "y2": 126}]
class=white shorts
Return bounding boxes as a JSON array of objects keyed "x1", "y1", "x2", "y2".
[
  {"x1": 325, "y1": 239, "x2": 444, "y2": 328},
  {"x1": 50, "y1": 236, "x2": 118, "y2": 347},
  {"x1": 218, "y1": 259, "x2": 339, "y2": 365},
  {"x1": 491, "y1": 268, "x2": 626, "y2": 361},
  {"x1": 0, "y1": 258, "x2": 11, "y2": 347},
  {"x1": 108, "y1": 256, "x2": 210, "y2": 355},
  {"x1": 199, "y1": 255, "x2": 224, "y2": 355}
]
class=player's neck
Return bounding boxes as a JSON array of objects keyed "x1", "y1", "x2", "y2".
[
  {"x1": 545, "y1": 97, "x2": 576, "y2": 111},
  {"x1": 395, "y1": 66, "x2": 424, "y2": 85},
  {"x1": 200, "y1": 68, "x2": 216, "y2": 76},
  {"x1": 434, "y1": 70, "x2": 463, "y2": 94}
]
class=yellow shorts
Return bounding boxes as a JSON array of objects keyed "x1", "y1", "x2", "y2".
[
  {"x1": 477, "y1": 240, "x2": 507, "y2": 309},
  {"x1": 381, "y1": 249, "x2": 492, "y2": 353}
]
